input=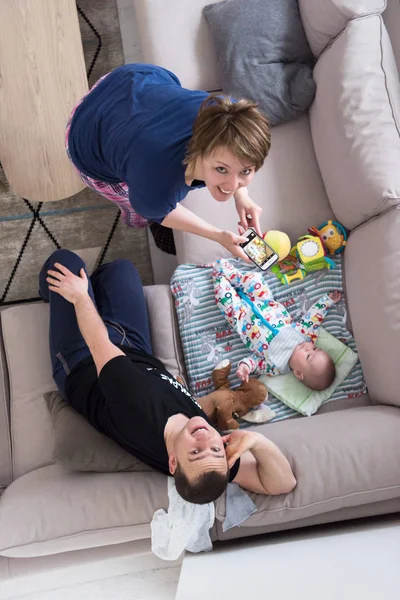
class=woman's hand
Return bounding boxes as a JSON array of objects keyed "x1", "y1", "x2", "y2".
[
  {"x1": 222, "y1": 430, "x2": 259, "y2": 469},
  {"x1": 219, "y1": 230, "x2": 252, "y2": 262},
  {"x1": 234, "y1": 189, "x2": 263, "y2": 236},
  {"x1": 47, "y1": 263, "x2": 89, "y2": 305}
]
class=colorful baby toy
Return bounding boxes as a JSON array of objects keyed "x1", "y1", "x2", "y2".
[
  {"x1": 309, "y1": 220, "x2": 347, "y2": 256},
  {"x1": 271, "y1": 232, "x2": 336, "y2": 285},
  {"x1": 259, "y1": 222, "x2": 347, "y2": 285}
]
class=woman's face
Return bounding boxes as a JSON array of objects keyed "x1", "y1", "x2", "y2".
[{"x1": 198, "y1": 147, "x2": 256, "y2": 202}]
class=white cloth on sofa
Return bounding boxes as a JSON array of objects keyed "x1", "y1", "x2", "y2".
[{"x1": 151, "y1": 477, "x2": 256, "y2": 560}]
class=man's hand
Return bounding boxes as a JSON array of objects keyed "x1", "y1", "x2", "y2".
[
  {"x1": 222, "y1": 430, "x2": 258, "y2": 469},
  {"x1": 236, "y1": 362, "x2": 250, "y2": 383},
  {"x1": 329, "y1": 291, "x2": 342, "y2": 303},
  {"x1": 234, "y1": 190, "x2": 263, "y2": 236},
  {"x1": 218, "y1": 230, "x2": 251, "y2": 263},
  {"x1": 47, "y1": 263, "x2": 89, "y2": 305}
]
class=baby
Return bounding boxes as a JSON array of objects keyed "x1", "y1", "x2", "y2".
[{"x1": 213, "y1": 259, "x2": 342, "y2": 391}]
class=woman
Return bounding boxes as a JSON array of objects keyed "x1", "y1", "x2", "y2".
[{"x1": 66, "y1": 63, "x2": 271, "y2": 258}]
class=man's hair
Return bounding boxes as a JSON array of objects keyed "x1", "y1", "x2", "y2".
[
  {"x1": 174, "y1": 463, "x2": 230, "y2": 504},
  {"x1": 184, "y1": 94, "x2": 271, "y2": 172},
  {"x1": 303, "y1": 353, "x2": 336, "y2": 391}
]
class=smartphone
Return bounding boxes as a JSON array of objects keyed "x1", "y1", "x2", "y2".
[{"x1": 240, "y1": 228, "x2": 279, "y2": 271}]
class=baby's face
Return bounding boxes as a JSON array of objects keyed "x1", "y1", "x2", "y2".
[{"x1": 290, "y1": 341, "x2": 327, "y2": 377}]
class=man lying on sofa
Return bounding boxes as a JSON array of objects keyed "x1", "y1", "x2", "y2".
[{"x1": 40, "y1": 249, "x2": 296, "y2": 505}]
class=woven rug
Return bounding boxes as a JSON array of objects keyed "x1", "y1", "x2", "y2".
[{"x1": 0, "y1": 0, "x2": 153, "y2": 305}]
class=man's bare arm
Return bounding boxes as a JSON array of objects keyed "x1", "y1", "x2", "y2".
[
  {"x1": 73, "y1": 294, "x2": 125, "y2": 375},
  {"x1": 226, "y1": 431, "x2": 296, "y2": 495}
]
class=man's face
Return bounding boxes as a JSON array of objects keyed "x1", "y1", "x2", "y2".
[{"x1": 169, "y1": 416, "x2": 228, "y2": 480}]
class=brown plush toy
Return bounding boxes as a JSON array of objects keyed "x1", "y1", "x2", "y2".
[{"x1": 196, "y1": 359, "x2": 269, "y2": 431}]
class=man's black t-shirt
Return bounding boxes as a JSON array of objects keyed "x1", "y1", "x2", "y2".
[{"x1": 65, "y1": 346, "x2": 240, "y2": 480}]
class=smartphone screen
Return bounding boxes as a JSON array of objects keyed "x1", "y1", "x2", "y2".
[{"x1": 240, "y1": 229, "x2": 278, "y2": 270}]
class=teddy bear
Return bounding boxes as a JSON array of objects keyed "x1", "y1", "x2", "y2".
[{"x1": 196, "y1": 359, "x2": 272, "y2": 431}]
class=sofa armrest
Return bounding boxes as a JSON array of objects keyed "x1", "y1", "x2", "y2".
[
  {"x1": 298, "y1": 0, "x2": 386, "y2": 56},
  {"x1": 143, "y1": 285, "x2": 186, "y2": 381}
]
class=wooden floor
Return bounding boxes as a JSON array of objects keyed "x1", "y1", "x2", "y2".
[{"x1": 6, "y1": 567, "x2": 181, "y2": 600}]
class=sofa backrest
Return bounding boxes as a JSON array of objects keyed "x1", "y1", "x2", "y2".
[
  {"x1": 133, "y1": 0, "x2": 386, "y2": 90},
  {"x1": 309, "y1": 14, "x2": 400, "y2": 230},
  {"x1": 298, "y1": 0, "x2": 386, "y2": 57}
]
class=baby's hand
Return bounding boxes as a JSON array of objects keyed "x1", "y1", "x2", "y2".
[
  {"x1": 237, "y1": 362, "x2": 250, "y2": 383},
  {"x1": 329, "y1": 291, "x2": 342, "y2": 303}
]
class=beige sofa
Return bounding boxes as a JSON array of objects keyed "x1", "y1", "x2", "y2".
[{"x1": 1, "y1": 0, "x2": 400, "y2": 595}]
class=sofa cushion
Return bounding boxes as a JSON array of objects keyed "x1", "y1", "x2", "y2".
[
  {"x1": 203, "y1": 0, "x2": 316, "y2": 126},
  {"x1": 1, "y1": 285, "x2": 185, "y2": 479},
  {"x1": 384, "y1": 0, "x2": 400, "y2": 71},
  {"x1": 134, "y1": 0, "x2": 221, "y2": 91},
  {"x1": 175, "y1": 114, "x2": 334, "y2": 265},
  {"x1": 45, "y1": 391, "x2": 152, "y2": 473},
  {"x1": 0, "y1": 464, "x2": 169, "y2": 558},
  {"x1": 0, "y1": 326, "x2": 12, "y2": 488},
  {"x1": 345, "y1": 208, "x2": 400, "y2": 406},
  {"x1": 216, "y1": 497, "x2": 400, "y2": 541},
  {"x1": 2, "y1": 303, "x2": 56, "y2": 481},
  {"x1": 215, "y1": 405, "x2": 400, "y2": 534},
  {"x1": 310, "y1": 15, "x2": 400, "y2": 231},
  {"x1": 298, "y1": 0, "x2": 386, "y2": 56},
  {"x1": 143, "y1": 285, "x2": 186, "y2": 379}
]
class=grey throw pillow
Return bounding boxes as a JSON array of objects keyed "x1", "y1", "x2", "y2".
[
  {"x1": 203, "y1": 0, "x2": 316, "y2": 126},
  {"x1": 44, "y1": 391, "x2": 152, "y2": 473}
]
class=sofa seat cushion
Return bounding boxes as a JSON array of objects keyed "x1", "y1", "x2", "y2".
[
  {"x1": 134, "y1": 0, "x2": 221, "y2": 91},
  {"x1": 0, "y1": 464, "x2": 170, "y2": 558},
  {"x1": 175, "y1": 114, "x2": 333, "y2": 265},
  {"x1": 310, "y1": 15, "x2": 400, "y2": 230},
  {"x1": 1, "y1": 285, "x2": 184, "y2": 480},
  {"x1": 215, "y1": 405, "x2": 400, "y2": 537},
  {"x1": 345, "y1": 208, "x2": 400, "y2": 406},
  {"x1": 298, "y1": 0, "x2": 386, "y2": 57}
]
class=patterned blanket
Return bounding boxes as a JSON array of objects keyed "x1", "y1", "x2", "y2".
[{"x1": 170, "y1": 258, "x2": 367, "y2": 422}]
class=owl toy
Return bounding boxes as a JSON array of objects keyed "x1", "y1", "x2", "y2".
[{"x1": 310, "y1": 221, "x2": 347, "y2": 255}]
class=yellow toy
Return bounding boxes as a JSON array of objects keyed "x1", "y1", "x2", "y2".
[
  {"x1": 309, "y1": 221, "x2": 347, "y2": 255},
  {"x1": 296, "y1": 235, "x2": 335, "y2": 271},
  {"x1": 262, "y1": 230, "x2": 291, "y2": 261},
  {"x1": 271, "y1": 233, "x2": 336, "y2": 285}
]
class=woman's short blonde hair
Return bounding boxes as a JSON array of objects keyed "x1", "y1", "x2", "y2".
[{"x1": 184, "y1": 94, "x2": 271, "y2": 171}]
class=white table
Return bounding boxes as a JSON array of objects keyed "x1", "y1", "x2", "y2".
[{"x1": 176, "y1": 517, "x2": 400, "y2": 600}]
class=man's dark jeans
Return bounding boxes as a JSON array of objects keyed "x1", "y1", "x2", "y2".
[{"x1": 39, "y1": 249, "x2": 152, "y2": 397}]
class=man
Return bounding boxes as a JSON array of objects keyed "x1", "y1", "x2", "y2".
[{"x1": 40, "y1": 249, "x2": 296, "y2": 504}]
